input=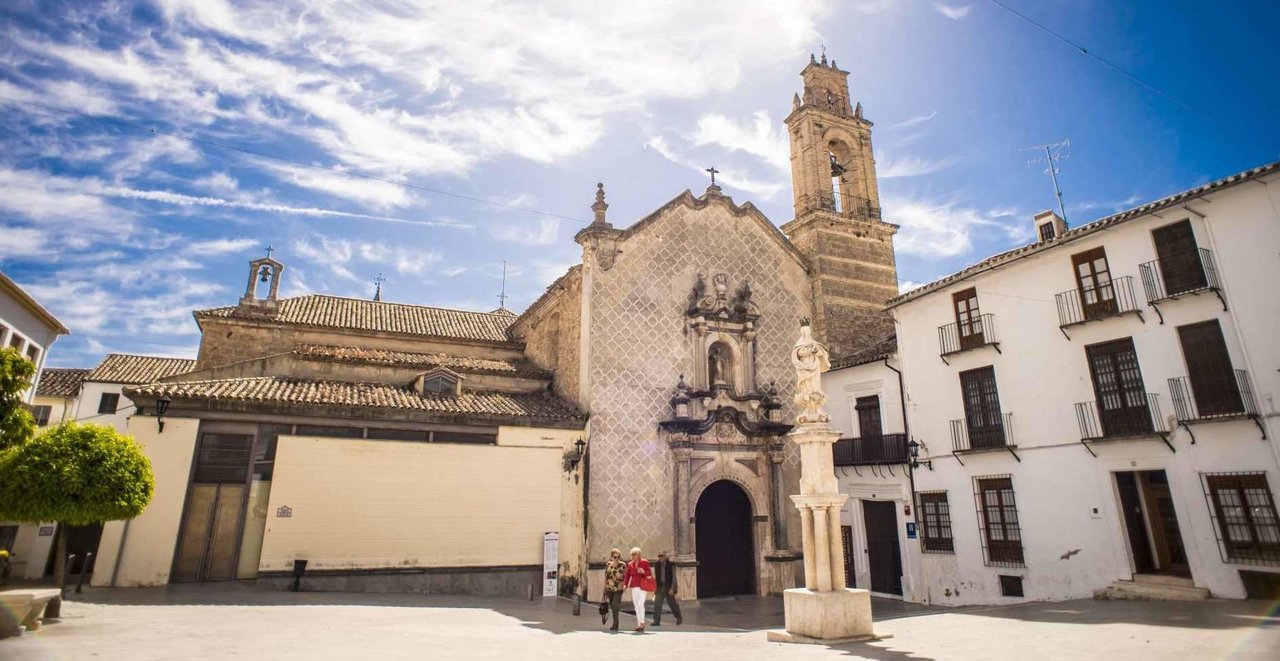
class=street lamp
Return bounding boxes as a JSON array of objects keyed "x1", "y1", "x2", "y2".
[
  {"x1": 568, "y1": 438, "x2": 587, "y2": 470},
  {"x1": 907, "y1": 439, "x2": 932, "y2": 471},
  {"x1": 156, "y1": 395, "x2": 172, "y2": 433}
]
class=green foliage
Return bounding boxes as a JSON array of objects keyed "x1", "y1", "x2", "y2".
[
  {"x1": 0, "y1": 346, "x2": 37, "y2": 451},
  {"x1": 0, "y1": 422, "x2": 155, "y2": 525}
]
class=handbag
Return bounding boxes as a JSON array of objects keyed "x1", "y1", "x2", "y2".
[{"x1": 640, "y1": 563, "x2": 657, "y2": 593}]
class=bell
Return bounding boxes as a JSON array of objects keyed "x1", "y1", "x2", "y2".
[{"x1": 259, "y1": 265, "x2": 271, "y2": 282}]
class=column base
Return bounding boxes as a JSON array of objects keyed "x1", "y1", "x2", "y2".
[
  {"x1": 769, "y1": 587, "x2": 885, "y2": 643},
  {"x1": 766, "y1": 630, "x2": 892, "y2": 645}
]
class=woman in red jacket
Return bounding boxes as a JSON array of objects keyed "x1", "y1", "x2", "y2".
[{"x1": 622, "y1": 547, "x2": 656, "y2": 632}]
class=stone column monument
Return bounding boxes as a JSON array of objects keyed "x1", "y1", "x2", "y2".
[{"x1": 767, "y1": 320, "x2": 887, "y2": 645}]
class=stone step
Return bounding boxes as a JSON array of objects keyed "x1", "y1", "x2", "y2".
[
  {"x1": 1132, "y1": 574, "x2": 1195, "y2": 588},
  {"x1": 1095, "y1": 579, "x2": 1210, "y2": 601}
]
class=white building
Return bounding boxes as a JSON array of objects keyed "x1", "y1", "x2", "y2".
[
  {"x1": 74, "y1": 354, "x2": 198, "y2": 433},
  {"x1": 0, "y1": 268, "x2": 69, "y2": 579},
  {"x1": 31, "y1": 368, "x2": 90, "y2": 428},
  {"x1": 874, "y1": 160, "x2": 1280, "y2": 605}
]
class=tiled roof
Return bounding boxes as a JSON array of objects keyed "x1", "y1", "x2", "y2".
[
  {"x1": 887, "y1": 159, "x2": 1280, "y2": 308},
  {"x1": 293, "y1": 344, "x2": 549, "y2": 378},
  {"x1": 195, "y1": 294, "x2": 516, "y2": 344},
  {"x1": 87, "y1": 354, "x2": 198, "y2": 384},
  {"x1": 35, "y1": 368, "x2": 91, "y2": 397},
  {"x1": 126, "y1": 376, "x2": 584, "y2": 424},
  {"x1": 830, "y1": 332, "x2": 898, "y2": 371}
]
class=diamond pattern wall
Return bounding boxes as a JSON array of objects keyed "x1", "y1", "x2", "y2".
[{"x1": 585, "y1": 193, "x2": 812, "y2": 558}]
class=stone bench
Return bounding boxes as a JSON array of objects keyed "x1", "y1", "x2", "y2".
[{"x1": 0, "y1": 588, "x2": 62, "y2": 638}]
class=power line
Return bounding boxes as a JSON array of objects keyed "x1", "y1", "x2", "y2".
[
  {"x1": 0, "y1": 94, "x2": 593, "y2": 226},
  {"x1": 983, "y1": 0, "x2": 1212, "y2": 122}
]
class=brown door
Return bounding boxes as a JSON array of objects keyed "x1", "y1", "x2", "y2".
[
  {"x1": 960, "y1": 366, "x2": 1005, "y2": 449},
  {"x1": 1177, "y1": 320, "x2": 1243, "y2": 416},
  {"x1": 1085, "y1": 338, "x2": 1152, "y2": 436},
  {"x1": 695, "y1": 480, "x2": 756, "y2": 597},
  {"x1": 1073, "y1": 247, "x2": 1118, "y2": 319},
  {"x1": 862, "y1": 501, "x2": 902, "y2": 595},
  {"x1": 1115, "y1": 472, "x2": 1156, "y2": 574},
  {"x1": 841, "y1": 525, "x2": 856, "y2": 589},
  {"x1": 953, "y1": 288, "x2": 983, "y2": 350},
  {"x1": 1139, "y1": 471, "x2": 1190, "y2": 577},
  {"x1": 1153, "y1": 220, "x2": 1207, "y2": 296}
]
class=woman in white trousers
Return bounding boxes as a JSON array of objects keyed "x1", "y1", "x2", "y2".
[{"x1": 622, "y1": 547, "x2": 654, "y2": 632}]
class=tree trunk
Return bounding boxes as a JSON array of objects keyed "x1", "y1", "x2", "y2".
[{"x1": 53, "y1": 524, "x2": 67, "y2": 589}]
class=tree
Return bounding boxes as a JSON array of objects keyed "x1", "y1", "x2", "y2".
[
  {"x1": 0, "y1": 422, "x2": 155, "y2": 585},
  {"x1": 0, "y1": 346, "x2": 36, "y2": 451}
]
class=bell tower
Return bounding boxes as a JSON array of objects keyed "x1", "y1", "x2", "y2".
[
  {"x1": 238, "y1": 247, "x2": 284, "y2": 315},
  {"x1": 781, "y1": 52, "x2": 899, "y2": 361}
]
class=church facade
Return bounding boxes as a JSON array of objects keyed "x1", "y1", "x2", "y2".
[{"x1": 93, "y1": 54, "x2": 902, "y2": 600}]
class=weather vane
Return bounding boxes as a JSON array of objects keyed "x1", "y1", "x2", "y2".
[{"x1": 373, "y1": 273, "x2": 385, "y2": 301}]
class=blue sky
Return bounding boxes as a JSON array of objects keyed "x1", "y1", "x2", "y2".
[{"x1": 1, "y1": 0, "x2": 1277, "y2": 367}]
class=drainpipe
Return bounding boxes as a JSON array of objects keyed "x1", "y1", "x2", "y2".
[{"x1": 884, "y1": 356, "x2": 924, "y2": 602}]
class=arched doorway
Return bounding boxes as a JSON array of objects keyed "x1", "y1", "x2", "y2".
[{"x1": 695, "y1": 480, "x2": 756, "y2": 597}]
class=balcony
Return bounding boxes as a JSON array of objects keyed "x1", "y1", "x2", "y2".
[
  {"x1": 950, "y1": 413, "x2": 1019, "y2": 462},
  {"x1": 1168, "y1": 369, "x2": 1265, "y2": 440},
  {"x1": 832, "y1": 433, "x2": 909, "y2": 467},
  {"x1": 1054, "y1": 276, "x2": 1145, "y2": 338},
  {"x1": 938, "y1": 314, "x2": 1000, "y2": 364},
  {"x1": 1074, "y1": 394, "x2": 1173, "y2": 455},
  {"x1": 1138, "y1": 248, "x2": 1227, "y2": 321}
]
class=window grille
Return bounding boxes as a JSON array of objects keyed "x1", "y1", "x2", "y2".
[
  {"x1": 1201, "y1": 472, "x2": 1280, "y2": 566},
  {"x1": 917, "y1": 490, "x2": 955, "y2": 554},
  {"x1": 973, "y1": 474, "x2": 1025, "y2": 567},
  {"x1": 999, "y1": 574, "x2": 1024, "y2": 597}
]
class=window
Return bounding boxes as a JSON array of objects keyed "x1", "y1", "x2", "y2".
[
  {"x1": 975, "y1": 476, "x2": 1024, "y2": 566},
  {"x1": 1085, "y1": 338, "x2": 1152, "y2": 436},
  {"x1": 999, "y1": 575, "x2": 1025, "y2": 597},
  {"x1": 1152, "y1": 219, "x2": 1207, "y2": 296},
  {"x1": 1177, "y1": 320, "x2": 1243, "y2": 417},
  {"x1": 31, "y1": 404, "x2": 52, "y2": 426},
  {"x1": 97, "y1": 392, "x2": 121, "y2": 415},
  {"x1": 295, "y1": 425, "x2": 363, "y2": 439},
  {"x1": 367, "y1": 428, "x2": 430, "y2": 442},
  {"x1": 7, "y1": 333, "x2": 21, "y2": 349},
  {"x1": 1072, "y1": 247, "x2": 1117, "y2": 319},
  {"x1": 1204, "y1": 473, "x2": 1280, "y2": 565},
  {"x1": 952, "y1": 288, "x2": 983, "y2": 350},
  {"x1": 432, "y1": 431, "x2": 497, "y2": 445},
  {"x1": 192, "y1": 433, "x2": 253, "y2": 483},
  {"x1": 917, "y1": 491, "x2": 954, "y2": 553},
  {"x1": 25, "y1": 344, "x2": 40, "y2": 364},
  {"x1": 855, "y1": 396, "x2": 882, "y2": 440},
  {"x1": 959, "y1": 366, "x2": 1005, "y2": 449},
  {"x1": 1038, "y1": 221, "x2": 1056, "y2": 241}
]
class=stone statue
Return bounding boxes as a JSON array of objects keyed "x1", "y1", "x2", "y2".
[
  {"x1": 708, "y1": 343, "x2": 728, "y2": 385},
  {"x1": 792, "y1": 320, "x2": 831, "y2": 424}
]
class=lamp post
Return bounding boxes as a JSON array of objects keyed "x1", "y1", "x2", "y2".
[
  {"x1": 156, "y1": 395, "x2": 171, "y2": 433},
  {"x1": 568, "y1": 438, "x2": 586, "y2": 470}
]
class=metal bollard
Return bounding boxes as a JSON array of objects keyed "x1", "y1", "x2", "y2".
[
  {"x1": 61, "y1": 554, "x2": 77, "y2": 595},
  {"x1": 75, "y1": 552, "x2": 94, "y2": 594}
]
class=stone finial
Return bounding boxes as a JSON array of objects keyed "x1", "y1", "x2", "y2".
[
  {"x1": 854, "y1": 102, "x2": 863, "y2": 119},
  {"x1": 820, "y1": 52, "x2": 828, "y2": 66},
  {"x1": 810, "y1": 53, "x2": 817, "y2": 64},
  {"x1": 591, "y1": 182, "x2": 609, "y2": 225},
  {"x1": 793, "y1": 92, "x2": 801, "y2": 111}
]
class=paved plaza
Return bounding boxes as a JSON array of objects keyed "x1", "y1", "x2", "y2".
[{"x1": 2, "y1": 584, "x2": 1278, "y2": 660}]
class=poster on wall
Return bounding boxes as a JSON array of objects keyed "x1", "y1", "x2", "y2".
[{"x1": 542, "y1": 531, "x2": 559, "y2": 597}]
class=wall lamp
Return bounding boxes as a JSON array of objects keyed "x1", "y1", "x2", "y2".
[
  {"x1": 156, "y1": 395, "x2": 172, "y2": 433},
  {"x1": 908, "y1": 440, "x2": 933, "y2": 471},
  {"x1": 567, "y1": 438, "x2": 587, "y2": 470}
]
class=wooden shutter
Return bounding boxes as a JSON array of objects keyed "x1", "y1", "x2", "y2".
[
  {"x1": 1153, "y1": 220, "x2": 1207, "y2": 295},
  {"x1": 960, "y1": 367, "x2": 1004, "y2": 448},
  {"x1": 855, "y1": 396, "x2": 882, "y2": 440},
  {"x1": 953, "y1": 288, "x2": 983, "y2": 349},
  {"x1": 978, "y1": 478, "x2": 1023, "y2": 564},
  {"x1": 1072, "y1": 247, "x2": 1118, "y2": 319},
  {"x1": 1177, "y1": 320, "x2": 1243, "y2": 416}
]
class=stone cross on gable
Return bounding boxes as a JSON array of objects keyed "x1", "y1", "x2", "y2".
[
  {"x1": 705, "y1": 167, "x2": 719, "y2": 186},
  {"x1": 265, "y1": 245, "x2": 275, "y2": 259}
]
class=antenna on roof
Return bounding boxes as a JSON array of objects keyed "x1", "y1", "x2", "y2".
[
  {"x1": 1022, "y1": 139, "x2": 1071, "y2": 225},
  {"x1": 497, "y1": 261, "x2": 509, "y2": 309},
  {"x1": 373, "y1": 273, "x2": 385, "y2": 302}
]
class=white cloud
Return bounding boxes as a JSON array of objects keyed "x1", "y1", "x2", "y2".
[
  {"x1": 0, "y1": 227, "x2": 50, "y2": 259},
  {"x1": 884, "y1": 196, "x2": 1022, "y2": 257},
  {"x1": 186, "y1": 237, "x2": 259, "y2": 256},
  {"x1": 692, "y1": 111, "x2": 791, "y2": 172},
  {"x1": 488, "y1": 218, "x2": 561, "y2": 246},
  {"x1": 292, "y1": 234, "x2": 442, "y2": 283},
  {"x1": 885, "y1": 111, "x2": 938, "y2": 130},
  {"x1": 193, "y1": 172, "x2": 240, "y2": 194},
  {"x1": 258, "y1": 161, "x2": 414, "y2": 209},
  {"x1": 934, "y1": 3, "x2": 972, "y2": 20},
  {"x1": 876, "y1": 153, "x2": 961, "y2": 178},
  {"x1": 646, "y1": 135, "x2": 785, "y2": 198},
  {"x1": 853, "y1": 0, "x2": 899, "y2": 14}
]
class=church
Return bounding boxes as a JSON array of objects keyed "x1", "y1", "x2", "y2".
[{"x1": 92, "y1": 53, "x2": 901, "y2": 600}]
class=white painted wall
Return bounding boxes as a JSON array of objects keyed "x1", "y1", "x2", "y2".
[
  {"x1": 890, "y1": 171, "x2": 1280, "y2": 605},
  {"x1": 72, "y1": 382, "x2": 134, "y2": 433}
]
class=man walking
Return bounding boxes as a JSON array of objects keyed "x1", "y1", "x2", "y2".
[{"x1": 651, "y1": 551, "x2": 683, "y2": 626}]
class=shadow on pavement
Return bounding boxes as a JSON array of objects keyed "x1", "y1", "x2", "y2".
[{"x1": 940, "y1": 597, "x2": 1280, "y2": 631}]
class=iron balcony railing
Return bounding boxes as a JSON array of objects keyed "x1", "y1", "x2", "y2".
[
  {"x1": 832, "y1": 433, "x2": 909, "y2": 467},
  {"x1": 1075, "y1": 394, "x2": 1169, "y2": 440},
  {"x1": 938, "y1": 313, "x2": 998, "y2": 357},
  {"x1": 1055, "y1": 276, "x2": 1143, "y2": 328},
  {"x1": 1138, "y1": 248, "x2": 1222, "y2": 304},
  {"x1": 1169, "y1": 369, "x2": 1260, "y2": 423},
  {"x1": 951, "y1": 413, "x2": 1014, "y2": 453}
]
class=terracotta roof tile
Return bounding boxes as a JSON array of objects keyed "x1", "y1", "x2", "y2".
[
  {"x1": 888, "y1": 159, "x2": 1280, "y2": 308},
  {"x1": 126, "y1": 376, "x2": 584, "y2": 423},
  {"x1": 293, "y1": 344, "x2": 548, "y2": 378},
  {"x1": 196, "y1": 294, "x2": 515, "y2": 344},
  {"x1": 35, "y1": 368, "x2": 91, "y2": 397},
  {"x1": 87, "y1": 354, "x2": 198, "y2": 384}
]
